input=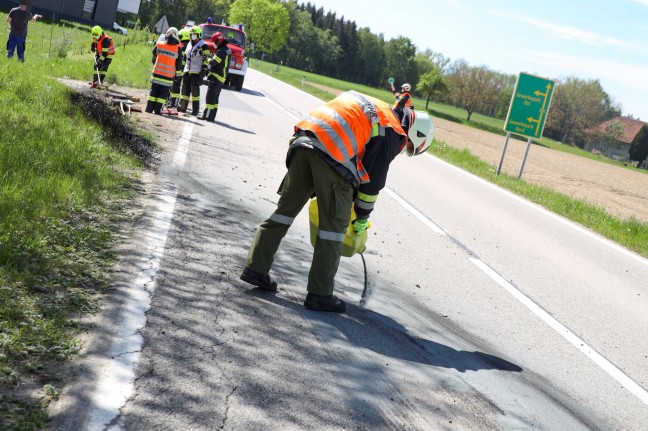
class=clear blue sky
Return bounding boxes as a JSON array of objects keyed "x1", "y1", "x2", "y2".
[{"x1": 308, "y1": 0, "x2": 648, "y2": 121}]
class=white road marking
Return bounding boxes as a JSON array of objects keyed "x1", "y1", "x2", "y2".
[
  {"x1": 88, "y1": 120, "x2": 196, "y2": 430},
  {"x1": 261, "y1": 92, "x2": 300, "y2": 121},
  {"x1": 384, "y1": 187, "x2": 446, "y2": 236},
  {"x1": 470, "y1": 258, "x2": 648, "y2": 406}
]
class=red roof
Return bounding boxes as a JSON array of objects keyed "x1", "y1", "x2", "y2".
[{"x1": 592, "y1": 117, "x2": 647, "y2": 144}]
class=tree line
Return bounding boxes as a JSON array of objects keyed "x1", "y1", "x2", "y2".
[{"x1": 136, "y1": 0, "x2": 648, "y2": 163}]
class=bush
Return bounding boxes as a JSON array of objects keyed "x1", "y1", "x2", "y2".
[{"x1": 51, "y1": 30, "x2": 73, "y2": 59}]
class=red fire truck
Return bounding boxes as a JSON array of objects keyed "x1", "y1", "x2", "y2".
[{"x1": 200, "y1": 22, "x2": 248, "y2": 91}]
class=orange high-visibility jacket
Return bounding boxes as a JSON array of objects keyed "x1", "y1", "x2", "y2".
[
  {"x1": 394, "y1": 91, "x2": 412, "y2": 109},
  {"x1": 151, "y1": 42, "x2": 179, "y2": 86},
  {"x1": 95, "y1": 34, "x2": 115, "y2": 58},
  {"x1": 295, "y1": 91, "x2": 406, "y2": 185}
]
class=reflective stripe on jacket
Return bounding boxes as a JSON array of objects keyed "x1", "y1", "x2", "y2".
[
  {"x1": 95, "y1": 34, "x2": 115, "y2": 58},
  {"x1": 295, "y1": 90, "x2": 406, "y2": 185},
  {"x1": 151, "y1": 42, "x2": 179, "y2": 86},
  {"x1": 208, "y1": 45, "x2": 231, "y2": 83}
]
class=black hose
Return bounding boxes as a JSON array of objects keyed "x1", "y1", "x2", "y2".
[{"x1": 360, "y1": 252, "x2": 368, "y2": 301}]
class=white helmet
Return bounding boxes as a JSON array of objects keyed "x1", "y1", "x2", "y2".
[
  {"x1": 401, "y1": 83, "x2": 411, "y2": 92},
  {"x1": 403, "y1": 110, "x2": 434, "y2": 156},
  {"x1": 166, "y1": 27, "x2": 179, "y2": 41}
]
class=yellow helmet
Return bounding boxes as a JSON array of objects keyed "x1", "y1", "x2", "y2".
[
  {"x1": 91, "y1": 26, "x2": 103, "y2": 37},
  {"x1": 178, "y1": 28, "x2": 190, "y2": 42},
  {"x1": 190, "y1": 25, "x2": 202, "y2": 38}
]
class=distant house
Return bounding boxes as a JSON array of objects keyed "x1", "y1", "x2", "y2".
[
  {"x1": 585, "y1": 116, "x2": 648, "y2": 163},
  {"x1": 0, "y1": 0, "x2": 140, "y2": 30}
]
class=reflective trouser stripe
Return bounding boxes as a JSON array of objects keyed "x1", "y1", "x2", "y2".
[
  {"x1": 204, "y1": 103, "x2": 219, "y2": 109},
  {"x1": 147, "y1": 96, "x2": 166, "y2": 103},
  {"x1": 270, "y1": 213, "x2": 294, "y2": 225},
  {"x1": 318, "y1": 230, "x2": 345, "y2": 242}
]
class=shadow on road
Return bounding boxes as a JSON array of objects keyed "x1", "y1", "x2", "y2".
[{"x1": 248, "y1": 289, "x2": 522, "y2": 373}]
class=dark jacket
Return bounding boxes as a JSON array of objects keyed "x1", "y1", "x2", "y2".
[{"x1": 208, "y1": 42, "x2": 231, "y2": 83}]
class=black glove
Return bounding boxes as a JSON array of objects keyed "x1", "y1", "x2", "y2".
[
  {"x1": 199, "y1": 68, "x2": 207, "y2": 81},
  {"x1": 95, "y1": 57, "x2": 103, "y2": 68}
]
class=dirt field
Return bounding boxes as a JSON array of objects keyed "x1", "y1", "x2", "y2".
[
  {"x1": 74, "y1": 79, "x2": 648, "y2": 224},
  {"x1": 307, "y1": 83, "x2": 648, "y2": 223}
]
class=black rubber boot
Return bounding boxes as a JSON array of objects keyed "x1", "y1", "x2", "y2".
[
  {"x1": 240, "y1": 267, "x2": 278, "y2": 292},
  {"x1": 177, "y1": 99, "x2": 188, "y2": 113},
  {"x1": 191, "y1": 100, "x2": 200, "y2": 116},
  {"x1": 207, "y1": 108, "x2": 217, "y2": 123},
  {"x1": 304, "y1": 293, "x2": 346, "y2": 313}
]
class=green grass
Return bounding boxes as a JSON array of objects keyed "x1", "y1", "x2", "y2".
[
  {"x1": 249, "y1": 59, "x2": 648, "y2": 258},
  {"x1": 0, "y1": 16, "x2": 157, "y2": 430},
  {"x1": 0, "y1": 18, "x2": 154, "y2": 89}
]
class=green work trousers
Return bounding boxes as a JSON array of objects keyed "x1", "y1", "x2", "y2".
[{"x1": 246, "y1": 149, "x2": 354, "y2": 295}]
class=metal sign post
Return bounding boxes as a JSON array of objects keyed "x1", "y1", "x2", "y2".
[
  {"x1": 498, "y1": 72, "x2": 555, "y2": 178},
  {"x1": 496, "y1": 132, "x2": 511, "y2": 175}
]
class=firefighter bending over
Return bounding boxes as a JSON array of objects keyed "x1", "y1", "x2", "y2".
[{"x1": 240, "y1": 91, "x2": 434, "y2": 313}]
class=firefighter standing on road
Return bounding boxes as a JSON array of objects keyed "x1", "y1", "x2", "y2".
[
  {"x1": 201, "y1": 31, "x2": 231, "y2": 122},
  {"x1": 240, "y1": 91, "x2": 434, "y2": 313},
  {"x1": 391, "y1": 82, "x2": 413, "y2": 114},
  {"x1": 177, "y1": 26, "x2": 209, "y2": 116},
  {"x1": 168, "y1": 28, "x2": 190, "y2": 109},
  {"x1": 90, "y1": 26, "x2": 115, "y2": 88},
  {"x1": 145, "y1": 27, "x2": 182, "y2": 115}
]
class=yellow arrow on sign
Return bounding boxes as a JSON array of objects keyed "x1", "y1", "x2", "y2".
[{"x1": 529, "y1": 83, "x2": 552, "y2": 133}]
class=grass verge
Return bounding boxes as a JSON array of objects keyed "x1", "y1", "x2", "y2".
[{"x1": 0, "y1": 59, "x2": 156, "y2": 430}]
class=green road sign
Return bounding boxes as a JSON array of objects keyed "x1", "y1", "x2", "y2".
[{"x1": 504, "y1": 72, "x2": 555, "y2": 139}]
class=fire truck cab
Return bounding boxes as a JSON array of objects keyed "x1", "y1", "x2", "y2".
[{"x1": 199, "y1": 23, "x2": 248, "y2": 91}]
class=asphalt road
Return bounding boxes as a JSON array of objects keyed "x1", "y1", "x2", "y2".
[{"x1": 48, "y1": 69, "x2": 648, "y2": 430}]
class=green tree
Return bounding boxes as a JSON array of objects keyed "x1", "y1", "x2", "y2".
[
  {"x1": 416, "y1": 49, "x2": 450, "y2": 78},
  {"x1": 629, "y1": 125, "x2": 648, "y2": 165},
  {"x1": 383, "y1": 36, "x2": 418, "y2": 90},
  {"x1": 604, "y1": 120, "x2": 625, "y2": 142},
  {"x1": 229, "y1": 0, "x2": 290, "y2": 53},
  {"x1": 545, "y1": 77, "x2": 607, "y2": 146},
  {"x1": 357, "y1": 28, "x2": 384, "y2": 86},
  {"x1": 417, "y1": 68, "x2": 447, "y2": 110},
  {"x1": 185, "y1": 0, "x2": 220, "y2": 23},
  {"x1": 415, "y1": 53, "x2": 435, "y2": 79},
  {"x1": 139, "y1": 0, "x2": 187, "y2": 31},
  {"x1": 277, "y1": 1, "x2": 340, "y2": 71},
  {"x1": 336, "y1": 20, "x2": 360, "y2": 82}
]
